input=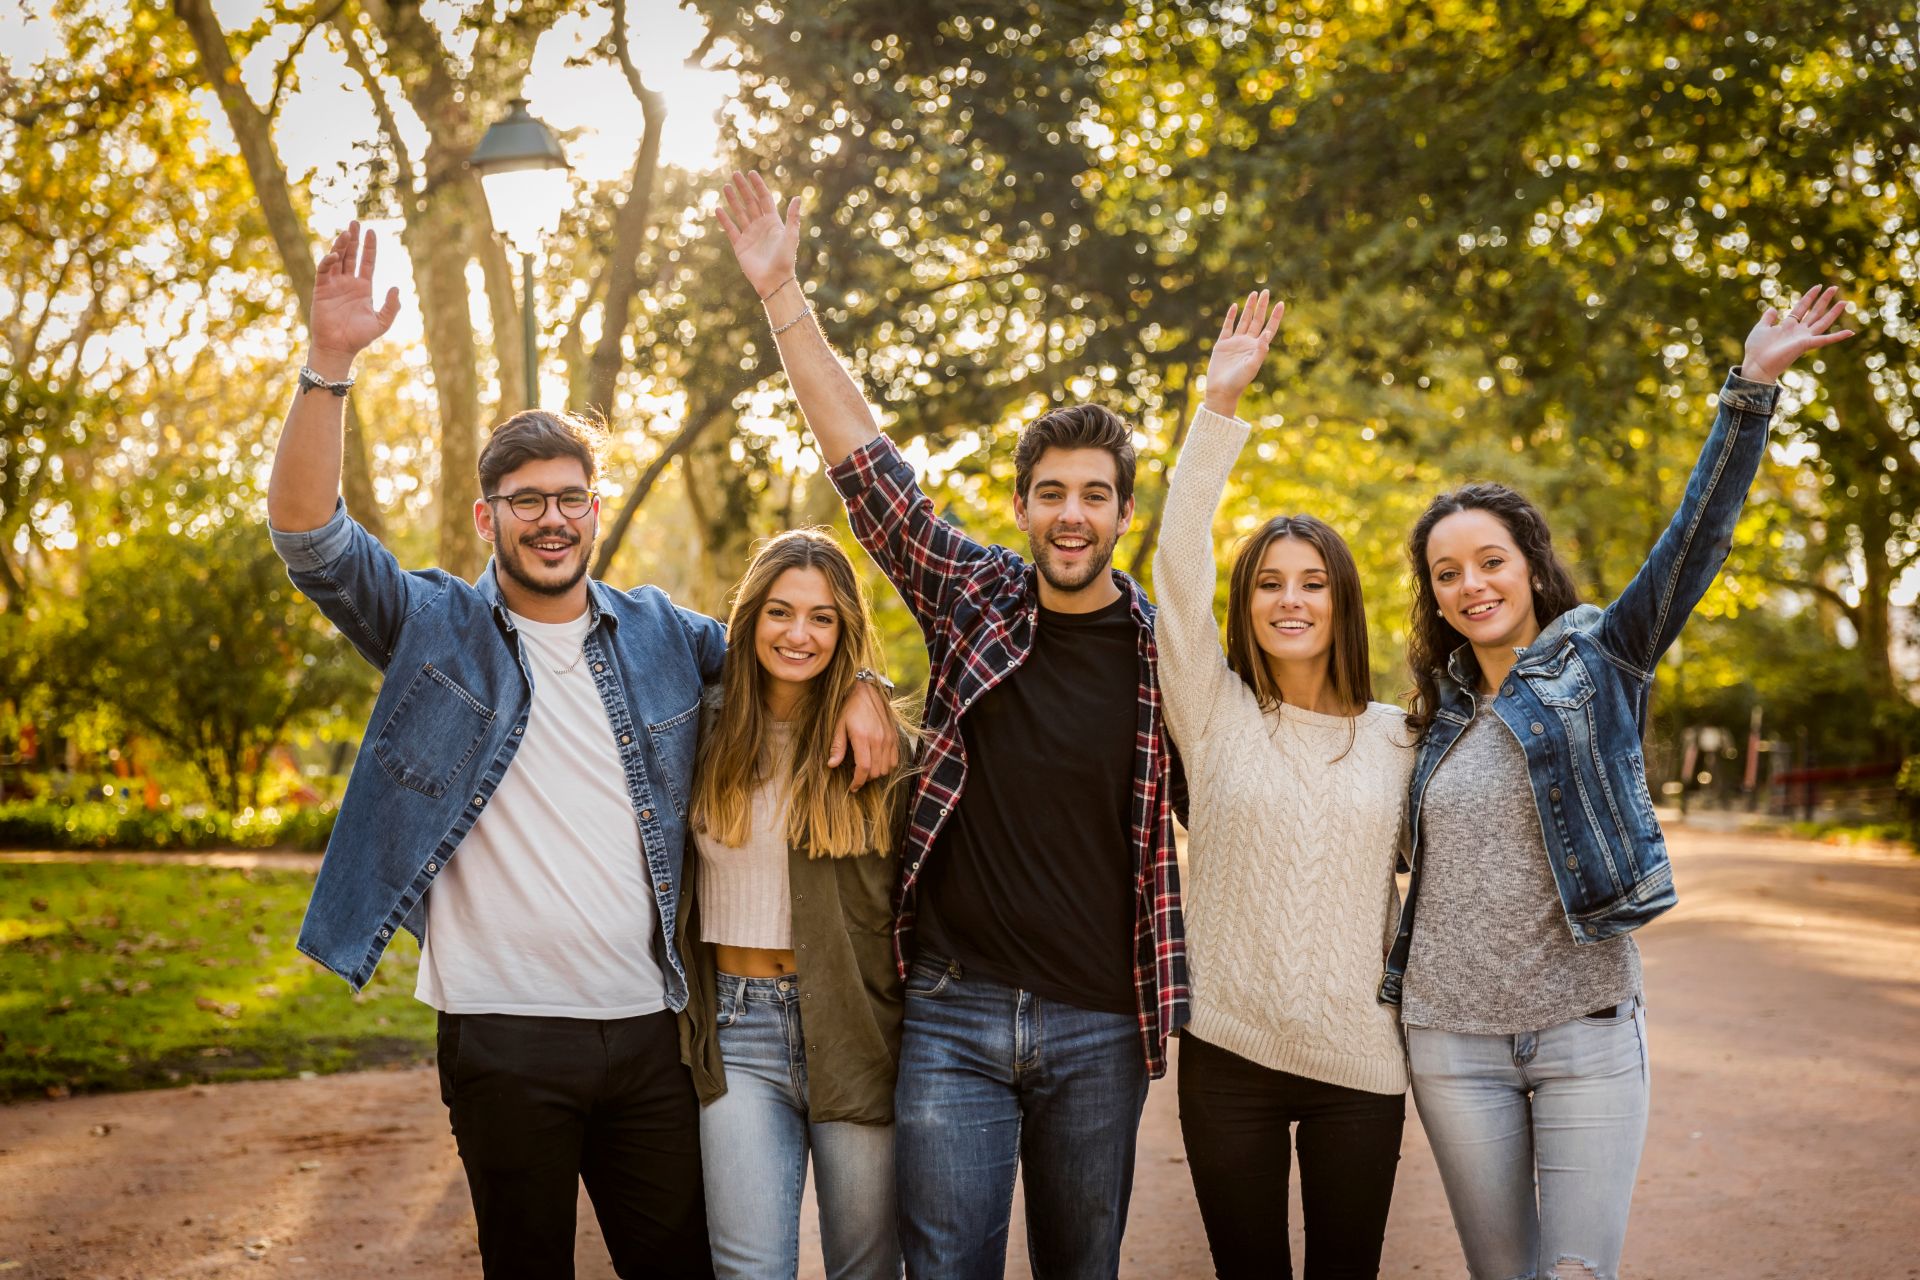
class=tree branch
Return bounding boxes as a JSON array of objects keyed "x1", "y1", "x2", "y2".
[
  {"x1": 1757, "y1": 570, "x2": 1859, "y2": 619},
  {"x1": 267, "y1": 0, "x2": 350, "y2": 122},
  {"x1": 591, "y1": 346, "x2": 778, "y2": 577}
]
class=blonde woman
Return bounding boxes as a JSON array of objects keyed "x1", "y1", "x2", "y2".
[{"x1": 678, "y1": 528, "x2": 916, "y2": 1280}]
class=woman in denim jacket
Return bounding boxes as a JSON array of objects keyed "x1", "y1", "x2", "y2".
[
  {"x1": 676, "y1": 528, "x2": 917, "y2": 1280},
  {"x1": 1385, "y1": 286, "x2": 1854, "y2": 1278}
]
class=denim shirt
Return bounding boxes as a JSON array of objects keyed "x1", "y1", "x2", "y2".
[
  {"x1": 270, "y1": 499, "x2": 724, "y2": 1003},
  {"x1": 1380, "y1": 369, "x2": 1779, "y2": 1005}
]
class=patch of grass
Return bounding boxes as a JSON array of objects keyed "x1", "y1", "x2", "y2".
[
  {"x1": 1784, "y1": 820, "x2": 1914, "y2": 850},
  {"x1": 0, "y1": 863, "x2": 432, "y2": 1101}
]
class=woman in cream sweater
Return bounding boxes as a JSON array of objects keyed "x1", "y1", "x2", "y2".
[{"x1": 1153, "y1": 292, "x2": 1415, "y2": 1280}]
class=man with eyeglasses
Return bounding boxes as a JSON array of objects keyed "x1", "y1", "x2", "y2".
[{"x1": 266, "y1": 222, "x2": 898, "y2": 1278}]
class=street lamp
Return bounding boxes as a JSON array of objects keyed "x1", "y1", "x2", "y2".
[{"x1": 469, "y1": 98, "x2": 571, "y2": 408}]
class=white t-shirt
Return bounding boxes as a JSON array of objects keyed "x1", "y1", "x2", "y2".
[{"x1": 416, "y1": 607, "x2": 667, "y2": 1018}]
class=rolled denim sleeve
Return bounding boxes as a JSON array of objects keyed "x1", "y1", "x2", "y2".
[
  {"x1": 676, "y1": 606, "x2": 727, "y2": 682},
  {"x1": 1599, "y1": 366, "x2": 1779, "y2": 676},
  {"x1": 269, "y1": 498, "x2": 434, "y2": 672}
]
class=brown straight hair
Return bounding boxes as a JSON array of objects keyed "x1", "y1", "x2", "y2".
[
  {"x1": 689, "y1": 529, "x2": 917, "y2": 859},
  {"x1": 1224, "y1": 514, "x2": 1375, "y2": 730}
]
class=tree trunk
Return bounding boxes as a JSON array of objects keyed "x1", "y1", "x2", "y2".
[
  {"x1": 583, "y1": 10, "x2": 668, "y2": 415},
  {"x1": 476, "y1": 231, "x2": 525, "y2": 417},
  {"x1": 353, "y1": 0, "x2": 506, "y2": 581},
  {"x1": 405, "y1": 200, "x2": 487, "y2": 579},
  {"x1": 171, "y1": 0, "x2": 385, "y2": 540}
]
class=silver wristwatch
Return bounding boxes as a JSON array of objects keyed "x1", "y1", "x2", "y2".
[{"x1": 297, "y1": 365, "x2": 356, "y2": 397}]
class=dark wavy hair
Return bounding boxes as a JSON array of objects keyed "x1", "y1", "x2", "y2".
[
  {"x1": 1014, "y1": 404, "x2": 1136, "y2": 507},
  {"x1": 1405, "y1": 483, "x2": 1581, "y2": 736}
]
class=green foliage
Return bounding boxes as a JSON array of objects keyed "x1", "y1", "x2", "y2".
[
  {"x1": 0, "y1": 800, "x2": 335, "y2": 853},
  {"x1": 16, "y1": 482, "x2": 373, "y2": 811},
  {"x1": 0, "y1": 864, "x2": 430, "y2": 1100},
  {"x1": 2, "y1": 0, "x2": 1911, "y2": 801},
  {"x1": 0, "y1": 0, "x2": 281, "y2": 607}
]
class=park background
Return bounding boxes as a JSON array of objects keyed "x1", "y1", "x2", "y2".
[{"x1": 0, "y1": 0, "x2": 1915, "y2": 1195}]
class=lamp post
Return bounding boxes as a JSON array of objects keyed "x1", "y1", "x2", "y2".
[{"x1": 469, "y1": 98, "x2": 571, "y2": 409}]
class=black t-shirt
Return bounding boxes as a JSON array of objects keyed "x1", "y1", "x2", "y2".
[{"x1": 918, "y1": 592, "x2": 1140, "y2": 1015}]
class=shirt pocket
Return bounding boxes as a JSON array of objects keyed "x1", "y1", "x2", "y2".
[
  {"x1": 647, "y1": 700, "x2": 701, "y2": 818},
  {"x1": 1523, "y1": 646, "x2": 1598, "y2": 709},
  {"x1": 373, "y1": 663, "x2": 495, "y2": 799}
]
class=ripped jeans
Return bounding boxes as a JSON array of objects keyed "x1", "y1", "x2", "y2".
[{"x1": 1406, "y1": 999, "x2": 1649, "y2": 1280}]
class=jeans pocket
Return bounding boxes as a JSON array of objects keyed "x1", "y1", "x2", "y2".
[
  {"x1": 714, "y1": 980, "x2": 745, "y2": 1029},
  {"x1": 1577, "y1": 998, "x2": 1638, "y2": 1027},
  {"x1": 903, "y1": 957, "x2": 953, "y2": 999}
]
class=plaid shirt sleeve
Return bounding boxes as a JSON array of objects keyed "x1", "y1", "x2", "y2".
[{"x1": 827, "y1": 435, "x2": 1009, "y2": 628}]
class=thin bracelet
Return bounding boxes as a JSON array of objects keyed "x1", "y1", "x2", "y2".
[
  {"x1": 771, "y1": 306, "x2": 816, "y2": 337},
  {"x1": 758, "y1": 276, "x2": 799, "y2": 303}
]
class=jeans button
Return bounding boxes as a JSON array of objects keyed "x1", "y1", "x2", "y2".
[
  {"x1": 1550, "y1": 786, "x2": 1562, "y2": 802},
  {"x1": 1565, "y1": 855, "x2": 1578, "y2": 871},
  {"x1": 1530, "y1": 722, "x2": 1544, "y2": 734}
]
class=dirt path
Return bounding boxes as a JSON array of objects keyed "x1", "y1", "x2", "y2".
[{"x1": 2, "y1": 826, "x2": 1915, "y2": 1278}]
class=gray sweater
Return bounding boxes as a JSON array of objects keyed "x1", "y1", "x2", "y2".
[{"x1": 1401, "y1": 694, "x2": 1642, "y2": 1034}]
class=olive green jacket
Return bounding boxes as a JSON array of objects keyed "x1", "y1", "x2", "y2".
[{"x1": 676, "y1": 698, "x2": 905, "y2": 1125}]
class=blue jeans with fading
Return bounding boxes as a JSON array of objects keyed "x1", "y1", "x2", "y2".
[
  {"x1": 698, "y1": 973, "x2": 900, "y2": 1280},
  {"x1": 1406, "y1": 998, "x2": 1650, "y2": 1280},
  {"x1": 892, "y1": 953, "x2": 1150, "y2": 1280}
]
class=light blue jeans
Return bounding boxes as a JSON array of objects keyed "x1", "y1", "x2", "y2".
[
  {"x1": 1406, "y1": 999, "x2": 1650, "y2": 1280},
  {"x1": 700, "y1": 973, "x2": 901, "y2": 1280}
]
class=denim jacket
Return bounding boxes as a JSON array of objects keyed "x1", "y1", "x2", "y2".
[
  {"x1": 270, "y1": 499, "x2": 724, "y2": 1002},
  {"x1": 1379, "y1": 369, "x2": 1780, "y2": 1005}
]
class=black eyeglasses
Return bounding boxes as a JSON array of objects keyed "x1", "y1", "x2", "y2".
[{"x1": 486, "y1": 488, "x2": 597, "y2": 521}]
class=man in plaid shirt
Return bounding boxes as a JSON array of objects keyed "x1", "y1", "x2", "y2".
[{"x1": 718, "y1": 171, "x2": 1188, "y2": 1278}]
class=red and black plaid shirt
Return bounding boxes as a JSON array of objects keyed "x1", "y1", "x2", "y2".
[{"x1": 830, "y1": 435, "x2": 1190, "y2": 1076}]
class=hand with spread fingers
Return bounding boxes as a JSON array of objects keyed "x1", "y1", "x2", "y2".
[
  {"x1": 714, "y1": 170, "x2": 804, "y2": 302},
  {"x1": 1203, "y1": 288, "x2": 1286, "y2": 417},
  {"x1": 1742, "y1": 283, "x2": 1856, "y2": 384},
  {"x1": 309, "y1": 219, "x2": 402, "y2": 367}
]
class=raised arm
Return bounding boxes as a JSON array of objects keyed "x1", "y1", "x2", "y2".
[
  {"x1": 1599, "y1": 283, "x2": 1855, "y2": 674},
  {"x1": 714, "y1": 171, "x2": 1001, "y2": 625},
  {"x1": 714, "y1": 172, "x2": 879, "y2": 466},
  {"x1": 267, "y1": 221, "x2": 402, "y2": 532},
  {"x1": 1153, "y1": 291, "x2": 1284, "y2": 752}
]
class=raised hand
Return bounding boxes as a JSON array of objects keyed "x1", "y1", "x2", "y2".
[
  {"x1": 1742, "y1": 284, "x2": 1855, "y2": 384},
  {"x1": 1203, "y1": 289, "x2": 1286, "y2": 416},
  {"x1": 309, "y1": 220, "x2": 401, "y2": 367},
  {"x1": 715, "y1": 171, "x2": 802, "y2": 300}
]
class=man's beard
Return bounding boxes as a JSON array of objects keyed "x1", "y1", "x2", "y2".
[
  {"x1": 1028, "y1": 526, "x2": 1118, "y2": 595},
  {"x1": 496, "y1": 526, "x2": 593, "y2": 597}
]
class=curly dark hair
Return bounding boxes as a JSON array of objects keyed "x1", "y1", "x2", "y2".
[{"x1": 1404, "y1": 483, "x2": 1582, "y2": 735}]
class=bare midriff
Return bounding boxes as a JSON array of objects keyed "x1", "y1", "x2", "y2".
[{"x1": 715, "y1": 944, "x2": 797, "y2": 978}]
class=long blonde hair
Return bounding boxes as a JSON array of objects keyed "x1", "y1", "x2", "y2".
[{"x1": 690, "y1": 528, "x2": 916, "y2": 858}]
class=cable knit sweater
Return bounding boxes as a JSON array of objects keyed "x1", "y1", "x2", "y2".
[{"x1": 1153, "y1": 406, "x2": 1414, "y2": 1095}]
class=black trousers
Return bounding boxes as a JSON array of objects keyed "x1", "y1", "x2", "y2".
[
  {"x1": 1177, "y1": 1031, "x2": 1405, "y2": 1280},
  {"x1": 436, "y1": 1010, "x2": 714, "y2": 1280}
]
